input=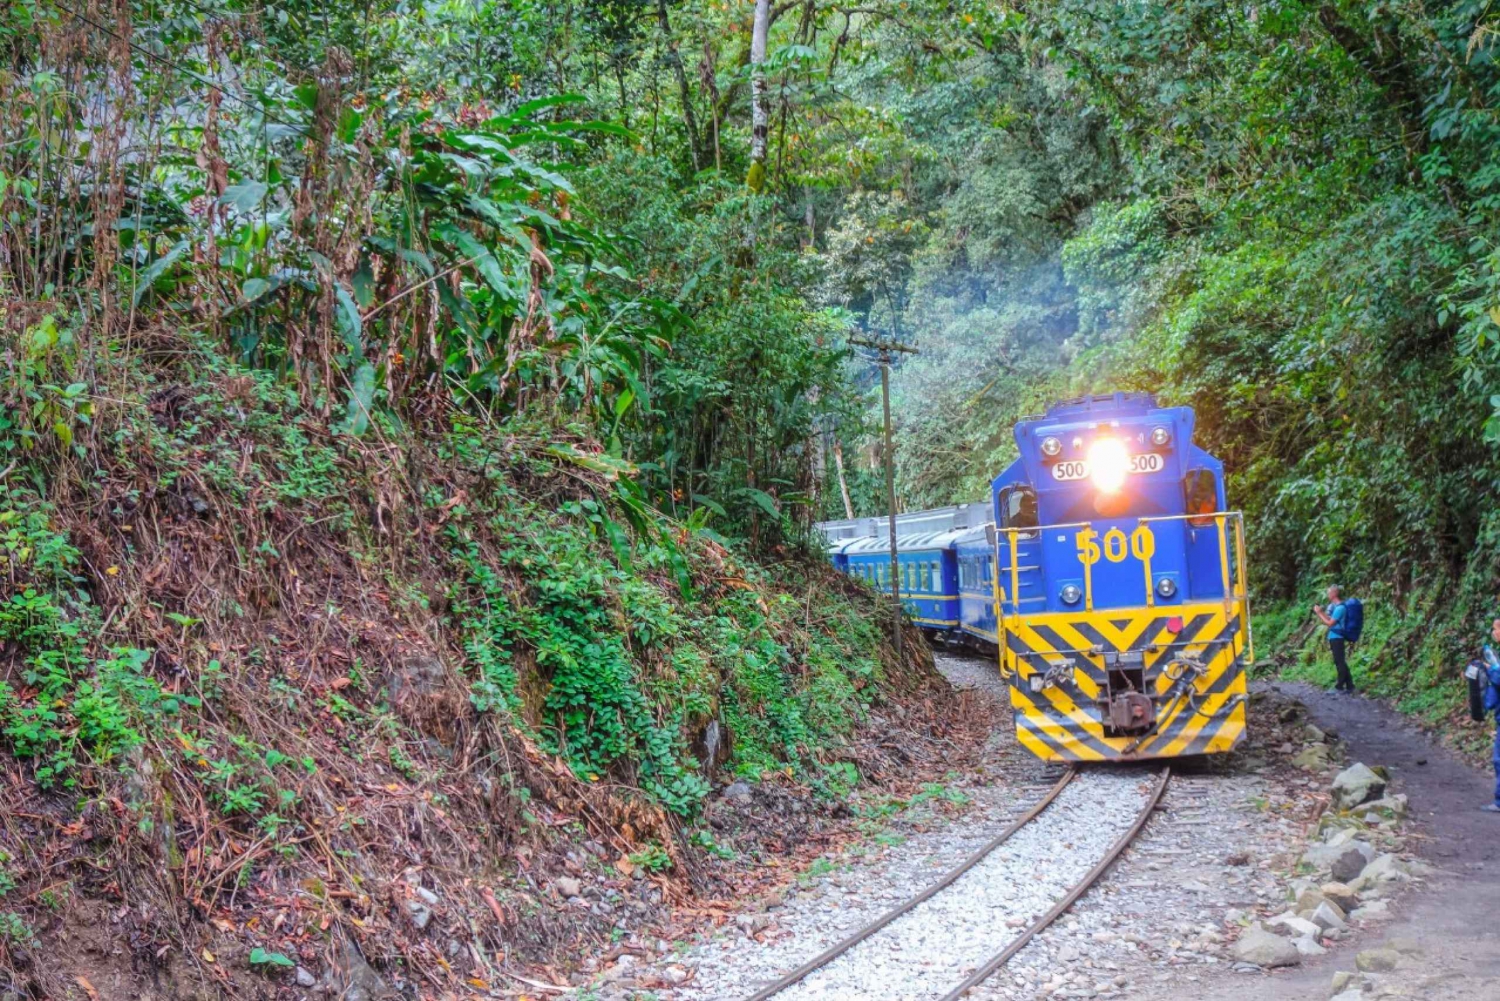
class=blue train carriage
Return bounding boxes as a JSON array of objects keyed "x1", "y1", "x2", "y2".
[
  {"x1": 954, "y1": 524, "x2": 1000, "y2": 645},
  {"x1": 843, "y1": 532, "x2": 962, "y2": 637},
  {"x1": 826, "y1": 536, "x2": 859, "y2": 574},
  {"x1": 993, "y1": 393, "x2": 1252, "y2": 762}
]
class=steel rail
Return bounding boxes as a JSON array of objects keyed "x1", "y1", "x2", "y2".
[
  {"x1": 741, "y1": 767, "x2": 1078, "y2": 1001},
  {"x1": 936, "y1": 766, "x2": 1172, "y2": 1001}
]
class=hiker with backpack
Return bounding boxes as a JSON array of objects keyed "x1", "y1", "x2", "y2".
[
  {"x1": 1465, "y1": 618, "x2": 1500, "y2": 813},
  {"x1": 1312, "y1": 585, "x2": 1363, "y2": 693}
]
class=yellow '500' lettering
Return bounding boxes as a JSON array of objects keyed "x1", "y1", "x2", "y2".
[
  {"x1": 1076, "y1": 527, "x2": 1101, "y2": 565},
  {"x1": 1130, "y1": 525, "x2": 1155, "y2": 560},
  {"x1": 1103, "y1": 528, "x2": 1127, "y2": 561},
  {"x1": 1077, "y1": 524, "x2": 1156, "y2": 565}
]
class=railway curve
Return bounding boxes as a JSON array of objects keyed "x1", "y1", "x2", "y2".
[{"x1": 739, "y1": 767, "x2": 1170, "y2": 1001}]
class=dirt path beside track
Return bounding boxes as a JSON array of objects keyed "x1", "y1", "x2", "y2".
[{"x1": 1182, "y1": 681, "x2": 1500, "y2": 1001}]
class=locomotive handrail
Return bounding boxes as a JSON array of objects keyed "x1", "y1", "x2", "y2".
[{"x1": 993, "y1": 510, "x2": 1248, "y2": 622}]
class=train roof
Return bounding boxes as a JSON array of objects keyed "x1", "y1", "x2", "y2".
[
  {"x1": 1027, "y1": 391, "x2": 1158, "y2": 421},
  {"x1": 815, "y1": 502, "x2": 989, "y2": 542},
  {"x1": 952, "y1": 524, "x2": 993, "y2": 547},
  {"x1": 842, "y1": 527, "x2": 975, "y2": 554}
]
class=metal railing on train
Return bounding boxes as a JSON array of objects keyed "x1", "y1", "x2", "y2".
[{"x1": 991, "y1": 509, "x2": 1249, "y2": 622}]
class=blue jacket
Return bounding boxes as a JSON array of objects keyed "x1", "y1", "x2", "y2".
[{"x1": 1485, "y1": 645, "x2": 1500, "y2": 716}]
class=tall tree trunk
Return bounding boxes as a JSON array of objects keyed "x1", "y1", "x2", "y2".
[
  {"x1": 833, "y1": 437, "x2": 854, "y2": 519},
  {"x1": 747, "y1": 0, "x2": 770, "y2": 191},
  {"x1": 657, "y1": 0, "x2": 704, "y2": 171},
  {"x1": 615, "y1": 59, "x2": 630, "y2": 128}
]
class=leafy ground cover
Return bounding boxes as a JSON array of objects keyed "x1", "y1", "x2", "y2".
[
  {"x1": 0, "y1": 330, "x2": 967, "y2": 997},
  {"x1": 1255, "y1": 591, "x2": 1499, "y2": 766}
]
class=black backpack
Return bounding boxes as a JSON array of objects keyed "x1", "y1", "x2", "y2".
[{"x1": 1468, "y1": 660, "x2": 1488, "y2": 722}]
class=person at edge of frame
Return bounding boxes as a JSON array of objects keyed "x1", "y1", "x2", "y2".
[
  {"x1": 1312, "y1": 584, "x2": 1355, "y2": 694},
  {"x1": 1477, "y1": 618, "x2": 1500, "y2": 814}
]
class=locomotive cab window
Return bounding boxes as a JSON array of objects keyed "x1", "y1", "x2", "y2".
[
  {"x1": 1184, "y1": 468, "x2": 1218, "y2": 527},
  {"x1": 999, "y1": 485, "x2": 1039, "y2": 540}
]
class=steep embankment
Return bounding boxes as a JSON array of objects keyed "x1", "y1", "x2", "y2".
[{"x1": 0, "y1": 333, "x2": 969, "y2": 998}]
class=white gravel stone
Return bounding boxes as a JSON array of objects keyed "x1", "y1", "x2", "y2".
[{"x1": 668, "y1": 767, "x2": 1153, "y2": 1001}]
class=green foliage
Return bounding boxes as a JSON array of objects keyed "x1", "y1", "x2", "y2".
[
  {"x1": 440, "y1": 427, "x2": 887, "y2": 814},
  {"x1": 627, "y1": 843, "x2": 673, "y2": 873},
  {"x1": 248, "y1": 947, "x2": 295, "y2": 969},
  {"x1": 0, "y1": 487, "x2": 156, "y2": 786},
  {"x1": 0, "y1": 912, "x2": 35, "y2": 948}
]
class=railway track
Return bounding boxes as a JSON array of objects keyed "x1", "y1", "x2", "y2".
[{"x1": 742, "y1": 766, "x2": 1172, "y2": 1001}]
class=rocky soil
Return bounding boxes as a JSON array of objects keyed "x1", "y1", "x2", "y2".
[{"x1": 580, "y1": 652, "x2": 1437, "y2": 1001}]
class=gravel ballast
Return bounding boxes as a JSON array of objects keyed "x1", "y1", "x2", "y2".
[{"x1": 677, "y1": 768, "x2": 1157, "y2": 1001}]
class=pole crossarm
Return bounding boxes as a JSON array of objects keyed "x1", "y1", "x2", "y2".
[{"x1": 847, "y1": 335, "x2": 918, "y2": 360}]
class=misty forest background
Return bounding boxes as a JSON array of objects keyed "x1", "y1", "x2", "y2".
[
  {"x1": 7, "y1": 0, "x2": 1500, "y2": 778},
  {"x1": 10, "y1": 0, "x2": 1500, "y2": 737}
]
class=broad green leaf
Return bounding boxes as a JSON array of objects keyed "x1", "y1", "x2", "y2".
[
  {"x1": 340, "y1": 362, "x2": 376, "y2": 437},
  {"x1": 612, "y1": 387, "x2": 635, "y2": 421},
  {"x1": 690, "y1": 494, "x2": 728, "y2": 517},
  {"x1": 131, "y1": 240, "x2": 190, "y2": 307},
  {"x1": 600, "y1": 515, "x2": 632, "y2": 568},
  {"x1": 739, "y1": 488, "x2": 781, "y2": 519},
  {"x1": 351, "y1": 256, "x2": 375, "y2": 308},
  {"x1": 437, "y1": 224, "x2": 520, "y2": 302},
  {"x1": 219, "y1": 181, "x2": 269, "y2": 214},
  {"x1": 463, "y1": 194, "x2": 529, "y2": 242},
  {"x1": 335, "y1": 286, "x2": 362, "y2": 356},
  {"x1": 544, "y1": 443, "x2": 636, "y2": 479}
]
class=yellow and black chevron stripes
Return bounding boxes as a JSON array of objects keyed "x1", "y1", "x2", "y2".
[{"x1": 1002, "y1": 601, "x2": 1249, "y2": 762}]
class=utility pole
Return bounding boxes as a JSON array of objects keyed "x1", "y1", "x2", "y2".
[{"x1": 849, "y1": 333, "x2": 918, "y2": 664}]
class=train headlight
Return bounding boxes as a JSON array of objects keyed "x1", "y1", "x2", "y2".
[
  {"x1": 1087, "y1": 438, "x2": 1130, "y2": 495},
  {"x1": 1151, "y1": 426, "x2": 1171, "y2": 447},
  {"x1": 1155, "y1": 576, "x2": 1178, "y2": 599},
  {"x1": 1060, "y1": 584, "x2": 1082, "y2": 605},
  {"x1": 1041, "y1": 435, "x2": 1063, "y2": 457}
]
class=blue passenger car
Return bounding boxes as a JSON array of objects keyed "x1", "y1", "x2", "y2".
[
  {"x1": 953, "y1": 525, "x2": 998, "y2": 644},
  {"x1": 826, "y1": 536, "x2": 861, "y2": 574},
  {"x1": 844, "y1": 532, "x2": 961, "y2": 635}
]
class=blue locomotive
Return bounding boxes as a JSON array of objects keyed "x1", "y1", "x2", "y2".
[{"x1": 822, "y1": 393, "x2": 1251, "y2": 762}]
